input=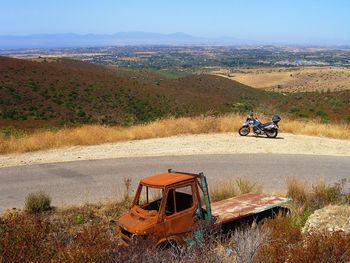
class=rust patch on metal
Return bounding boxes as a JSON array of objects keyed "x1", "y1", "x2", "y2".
[
  {"x1": 211, "y1": 193, "x2": 290, "y2": 224},
  {"x1": 141, "y1": 172, "x2": 193, "y2": 187}
]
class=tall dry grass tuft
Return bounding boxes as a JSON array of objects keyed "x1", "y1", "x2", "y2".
[
  {"x1": 286, "y1": 177, "x2": 308, "y2": 204},
  {"x1": 235, "y1": 178, "x2": 261, "y2": 194},
  {"x1": 210, "y1": 178, "x2": 261, "y2": 202},
  {"x1": 210, "y1": 180, "x2": 237, "y2": 202},
  {"x1": 1, "y1": 113, "x2": 349, "y2": 154}
]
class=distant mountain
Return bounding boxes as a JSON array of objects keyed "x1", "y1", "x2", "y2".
[{"x1": 0, "y1": 32, "x2": 249, "y2": 49}]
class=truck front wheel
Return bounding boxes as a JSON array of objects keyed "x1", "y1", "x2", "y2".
[{"x1": 158, "y1": 240, "x2": 181, "y2": 255}]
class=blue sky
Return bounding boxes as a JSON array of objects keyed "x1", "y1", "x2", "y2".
[{"x1": 1, "y1": 0, "x2": 349, "y2": 44}]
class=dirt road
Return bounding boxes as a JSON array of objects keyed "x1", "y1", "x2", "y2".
[{"x1": 1, "y1": 133, "x2": 349, "y2": 168}]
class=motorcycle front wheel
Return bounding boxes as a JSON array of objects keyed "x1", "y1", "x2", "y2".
[
  {"x1": 266, "y1": 128, "x2": 278, "y2": 138},
  {"x1": 238, "y1": 126, "x2": 250, "y2": 136}
]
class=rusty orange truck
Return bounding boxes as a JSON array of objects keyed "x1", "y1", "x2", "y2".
[{"x1": 118, "y1": 169, "x2": 290, "y2": 247}]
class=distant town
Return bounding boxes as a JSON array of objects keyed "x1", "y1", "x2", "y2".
[{"x1": 1, "y1": 45, "x2": 350, "y2": 69}]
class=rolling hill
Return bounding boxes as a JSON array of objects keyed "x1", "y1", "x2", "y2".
[
  {"x1": 0, "y1": 56, "x2": 270, "y2": 129},
  {"x1": 0, "y1": 56, "x2": 349, "y2": 130}
]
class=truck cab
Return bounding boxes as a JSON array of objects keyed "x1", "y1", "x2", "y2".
[
  {"x1": 118, "y1": 169, "x2": 290, "y2": 247},
  {"x1": 118, "y1": 171, "x2": 202, "y2": 246}
]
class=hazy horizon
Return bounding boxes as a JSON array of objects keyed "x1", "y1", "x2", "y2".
[{"x1": 1, "y1": 0, "x2": 350, "y2": 46}]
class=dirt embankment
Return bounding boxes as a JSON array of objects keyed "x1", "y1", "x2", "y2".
[{"x1": 1, "y1": 133, "x2": 349, "y2": 168}]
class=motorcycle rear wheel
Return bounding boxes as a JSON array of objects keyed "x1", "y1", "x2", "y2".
[
  {"x1": 266, "y1": 128, "x2": 278, "y2": 138},
  {"x1": 239, "y1": 126, "x2": 250, "y2": 136}
]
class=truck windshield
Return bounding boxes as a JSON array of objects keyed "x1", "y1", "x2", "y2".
[{"x1": 137, "y1": 184, "x2": 163, "y2": 212}]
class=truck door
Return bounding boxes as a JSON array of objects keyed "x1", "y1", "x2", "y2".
[{"x1": 164, "y1": 184, "x2": 197, "y2": 237}]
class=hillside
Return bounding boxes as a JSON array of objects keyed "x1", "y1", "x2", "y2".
[
  {"x1": 212, "y1": 67, "x2": 350, "y2": 92},
  {"x1": 0, "y1": 56, "x2": 349, "y2": 131},
  {"x1": 0, "y1": 56, "x2": 269, "y2": 129}
]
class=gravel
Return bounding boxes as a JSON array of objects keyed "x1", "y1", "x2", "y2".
[{"x1": 303, "y1": 205, "x2": 350, "y2": 234}]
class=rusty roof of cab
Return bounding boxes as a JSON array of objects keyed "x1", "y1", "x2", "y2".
[{"x1": 140, "y1": 172, "x2": 194, "y2": 187}]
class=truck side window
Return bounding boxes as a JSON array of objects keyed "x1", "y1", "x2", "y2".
[
  {"x1": 165, "y1": 185, "x2": 194, "y2": 216},
  {"x1": 175, "y1": 185, "x2": 193, "y2": 212},
  {"x1": 165, "y1": 189, "x2": 175, "y2": 216}
]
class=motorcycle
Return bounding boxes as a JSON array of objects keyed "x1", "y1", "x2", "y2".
[{"x1": 238, "y1": 114, "x2": 281, "y2": 138}]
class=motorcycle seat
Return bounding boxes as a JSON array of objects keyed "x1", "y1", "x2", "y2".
[{"x1": 259, "y1": 122, "x2": 273, "y2": 128}]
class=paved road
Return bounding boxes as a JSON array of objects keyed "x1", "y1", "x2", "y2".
[{"x1": 0, "y1": 154, "x2": 349, "y2": 212}]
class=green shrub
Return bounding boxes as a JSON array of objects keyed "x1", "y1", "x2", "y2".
[
  {"x1": 236, "y1": 178, "x2": 260, "y2": 194},
  {"x1": 292, "y1": 206, "x2": 312, "y2": 228},
  {"x1": 25, "y1": 191, "x2": 51, "y2": 213},
  {"x1": 74, "y1": 213, "x2": 85, "y2": 224},
  {"x1": 330, "y1": 98, "x2": 342, "y2": 113},
  {"x1": 230, "y1": 96, "x2": 254, "y2": 113},
  {"x1": 316, "y1": 110, "x2": 328, "y2": 121},
  {"x1": 1, "y1": 126, "x2": 24, "y2": 138},
  {"x1": 29, "y1": 81, "x2": 40, "y2": 91},
  {"x1": 288, "y1": 106, "x2": 308, "y2": 118}
]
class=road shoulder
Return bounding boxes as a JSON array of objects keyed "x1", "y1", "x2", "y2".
[{"x1": 1, "y1": 132, "x2": 349, "y2": 168}]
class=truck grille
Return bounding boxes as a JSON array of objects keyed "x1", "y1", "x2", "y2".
[
  {"x1": 120, "y1": 226, "x2": 133, "y2": 245},
  {"x1": 120, "y1": 227, "x2": 133, "y2": 238}
]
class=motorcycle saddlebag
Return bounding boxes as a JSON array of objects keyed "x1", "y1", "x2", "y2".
[{"x1": 272, "y1": 115, "x2": 281, "y2": 123}]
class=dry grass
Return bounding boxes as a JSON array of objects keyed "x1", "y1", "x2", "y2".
[
  {"x1": 210, "y1": 180, "x2": 237, "y2": 202},
  {"x1": 211, "y1": 67, "x2": 350, "y2": 92},
  {"x1": 287, "y1": 177, "x2": 348, "y2": 206},
  {"x1": 286, "y1": 177, "x2": 308, "y2": 204},
  {"x1": 0, "y1": 114, "x2": 349, "y2": 154},
  {"x1": 210, "y1": 178, "x2": 261, "y2": 202},
  {"x1": 25, "y1": 191, "x2": 52, "y2": 214},
  {"x1": 281, "y1": 118, "x2": 350, "y2": 139}
]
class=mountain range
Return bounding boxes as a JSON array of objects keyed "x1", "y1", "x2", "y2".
[{"x1": 0, "y1": 32, "x2": 250, "y2": 49}]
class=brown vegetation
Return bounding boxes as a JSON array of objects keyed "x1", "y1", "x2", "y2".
[
  {"x1": 209, "y1": 177, "x2": 261, "y2": 202},
  {"x1": 2, "y1": 211, "x2": 349, "y2": 263},
  {"x1": 1, "y1": 179, "x2": 350, "y2": 262},
  {"x1": 287, "y1": 177, "x2": 348, "y2": 209}
]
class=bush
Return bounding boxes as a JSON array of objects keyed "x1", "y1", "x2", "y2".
[
  {"x1": 288, "y1": 106, "x2": 308, "y2": 118},
  {"x1": 0, "y1": 213, "x2": 57, "y2": 262},
  {"x1": 74, "y1": 213, "x2": 85, "y2": 224},
  {"x1": 1, "y1": 126, "x2": 24, "y2": 138},
  {"x1": 310, "y1": 179, "x2": 346, "y2": 209},
  {"x1": 256, "y1": 216, "x2": 350, "y2": 262},
  {"x1": 287, "y1": 177, "x2": 347, "y2": 209},
  {"x1": 287, "y1": 177, "x2": 308, "y2": 204},
  {"x1": 230, "y1": 96, "x2": 254, "y2": 113},
  {"x1": 236, "y1": 178, "x2": 260, "y2": 194},
  {"x1": 25, "y1": 191, "x2": 51, "y2": 213},
  {"x1": 291, "y1": 205, "x2": 312, "y2": 228},
  {"x1": 256, "y1": 216, "x2": 302, "y2": 262},
  {"x1": 288, "y1": 231, "x2": 350, "y2": 262},
  {"x1": 316, "y1": 110, "x2": 329, "y2": 121}
]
